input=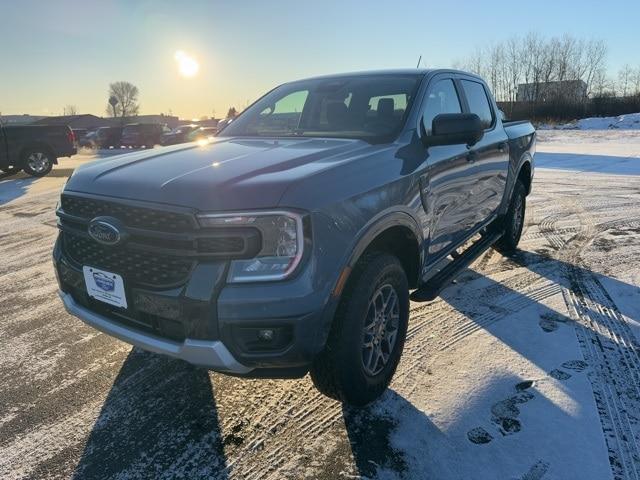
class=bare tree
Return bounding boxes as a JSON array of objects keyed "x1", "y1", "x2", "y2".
[
  {"x1": 63, "y1": 105, "x2": 78, "y2": 116},
  {"x1": 106, "y1": 81, "x2": 140, "y2": 120},
  {"x1": 226, "y1": 107, "x2": 238, "y2": 119},
  {"x1": 631, "y1": 67, "x2": 640, "y2": 96},
  {"x1": 618, "y1": 64, "x2": 633, "y2": 97}
]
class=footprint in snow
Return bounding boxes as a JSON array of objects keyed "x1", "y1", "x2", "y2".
[
  {"x1": 561, "y1": 360, "x2": 588, "y2": 372},
  {"x1": 468, "y1": 381, "x2": 535, "y2": 444},
  {"x1": 539, "y1": 318, "x2": 558, "y2": 332},
  {"x1": 467, "y1": 427, "x2": 493, "y2": 444},
  {"x1": 549, "y1": 369, "x2": 571, "y2": 381}
]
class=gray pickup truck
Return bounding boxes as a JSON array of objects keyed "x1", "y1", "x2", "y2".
[
  {"x1": 0, "y1": 123, "x2": 77, "y2": 176},
  {"x1": 54, "y1": 69, "x2": 535, "y2": 405}
]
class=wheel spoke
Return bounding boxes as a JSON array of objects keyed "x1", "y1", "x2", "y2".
[{"x1": 361, "y1": 283, "x2": 401, "y2": 376}]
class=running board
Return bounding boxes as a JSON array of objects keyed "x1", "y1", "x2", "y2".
[{"x1": 410, "y1": 231, "x2": 503, "y2": 302}]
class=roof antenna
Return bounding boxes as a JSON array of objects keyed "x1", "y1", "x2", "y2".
[{"x1": 416, "y1": 55, "x2": 422, "y2": 68}]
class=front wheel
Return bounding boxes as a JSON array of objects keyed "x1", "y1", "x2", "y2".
[
  {"x1": 22, "y1": 149, "x2": 53, "y2": 177},
  {"x1": 310, "y1": 253, "x2": 409, "y2": 406},
  {"x1": 494, "y1": 180, "x2": 526, "y2": 253}
]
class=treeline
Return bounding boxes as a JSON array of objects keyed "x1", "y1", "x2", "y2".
[{"x1": 453, "y1": 33, "x2": 640, "y2": 121}]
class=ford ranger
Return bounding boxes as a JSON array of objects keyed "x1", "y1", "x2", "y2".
[
  {"x1": 53, "y1": 70, "x2": 535, "y2": 405},
  {"x1": 0, "y1": 122, "x2": 77, "y2": 176}
]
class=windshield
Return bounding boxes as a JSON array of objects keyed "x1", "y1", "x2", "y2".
[{"x1": 219, "y1": 74, "x2": 421, "y2": 143}]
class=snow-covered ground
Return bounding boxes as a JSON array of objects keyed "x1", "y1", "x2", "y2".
[
  {"x1": 540, "y1": 112, "x2": 640, "y2": 130},
  {"x1": 0, "y1": 131, "x2": 639, "y2": 479}
]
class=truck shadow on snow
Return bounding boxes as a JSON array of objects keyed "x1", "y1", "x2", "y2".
[
  {"x1": 70, "y1": 250, "x2": 638, "y2": 479},
  {"x1": 71, "y1": 350, "x2": 229, "y2": 479},
  {"x1": 0, "y1": 173, "x2": 37, "y2": 205},
  {"x1": 0, "y1": 167, "x2": 77, "y2": 205}
]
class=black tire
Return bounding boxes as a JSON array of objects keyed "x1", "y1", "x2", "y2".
[
  {"x1": 494, "y1": 180, "x2": 526, "y2": 253},
  {"x1": 310, "y1": 252, "x2": 409, "y2": 406},
  {"x1": 22, "y1": 148, "x2": 54, "y2": 177}
]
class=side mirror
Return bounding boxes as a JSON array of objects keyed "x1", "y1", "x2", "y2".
[{"x1": 422, "y1": 113, "x2": 484, "y2": 147}]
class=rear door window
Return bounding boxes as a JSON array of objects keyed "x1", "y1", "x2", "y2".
[{"x1": 460, "y1": 80, "x2": 494, "y2": 129}]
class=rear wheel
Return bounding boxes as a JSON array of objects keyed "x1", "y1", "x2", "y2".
[
  {"x1": 22, "y1": 149, "x2": 53, "y2": 177},
  {"x1": 310, "y1": 253, "x2": 409, "y2": 406},
  {"x1": 494, "y1": 180, "x2": 526, "y2": 253}
]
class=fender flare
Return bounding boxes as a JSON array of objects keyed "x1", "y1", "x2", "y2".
[
  {"x1": 501, "y1": 152, "x2": 533, "y2": 214},
  {"x1": 344, "y1": 208, "x2": 424, "y2": 269}
]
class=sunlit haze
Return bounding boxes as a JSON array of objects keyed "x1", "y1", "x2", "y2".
[{"x1": 0, "y1": 0, "x2": 638, "y2": 119}]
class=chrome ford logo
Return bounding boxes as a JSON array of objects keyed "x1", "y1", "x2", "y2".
[{"x1": 88, "y1": 217, "x2": 124, "y2": 246}]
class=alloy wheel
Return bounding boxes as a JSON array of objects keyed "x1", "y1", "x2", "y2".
[
  {"x1": 362, "y1": 284, "x2": 400, "y2": 376},
  {"x1": 27, "y1": 152, "x2": 50, "y2": 174}
]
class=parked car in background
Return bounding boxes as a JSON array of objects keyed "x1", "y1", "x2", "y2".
[
  {"x1": 81, "y1": 126, "x2": 123, "y2": 149},
  {"x1": 189, "y1": 127, "x2": 218, "y2": 142},
  {"x1": 1, "y1": 123, "x2": 76, "y2": 176},
  {"x1": 120, "y1": 123, "x2": 164, "y2": 148},
  {"x1": 54, "y1": 69, "x2": 535, "y2": 405},
  {"x1": 161, "y1": 124, "x2": 200, "y2": 146},
  {"x1": 72, "y1": 129, "x2": 89, "y2": 145}
]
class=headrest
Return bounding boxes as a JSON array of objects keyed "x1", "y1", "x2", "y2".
[
  {"x1": 326, "y1": 102, "x2": 348, "y2": 126},
  {"x1": 377, "y1": 98, "x2": 395, "y2": 118}
]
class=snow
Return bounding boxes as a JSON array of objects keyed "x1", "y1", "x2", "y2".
[
  {"x1": 368, "y1": 130, "x2": 640, "y2": 480},
  {"x1": 535, "y1": 130, "x2": 640, "y2": 175},
  {"x1": 539, "y1": 112, "x2": 640, "y2": 130},
  {"x1": 1, "y1": 130, "x2": 639, "y2": 479}
]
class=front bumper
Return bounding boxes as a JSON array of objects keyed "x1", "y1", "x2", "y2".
[
  {"x1": 59, "y1": 290, "x2": 252, "y2": 373},
  {"x1": 54, "y1": 234, "x2": 333, "y2": 377}
]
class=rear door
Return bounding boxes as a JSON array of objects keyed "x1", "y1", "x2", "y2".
[
  {"x1": 418, "y1": 75, "x2": 478, "y2": 262},
  {"x1": 457, "y1": 77, "x2": 509, "y2": 228}
]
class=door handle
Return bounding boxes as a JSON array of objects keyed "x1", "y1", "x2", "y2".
[
  {"x1": 466, "y1": 150, "x2": 478, "y2": 163},
  {"x1": 498, "y1": 142, "x2": 507, "y2": 153}
]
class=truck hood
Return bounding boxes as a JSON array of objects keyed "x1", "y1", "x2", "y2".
[{"x1": 65, "y1": 137, "x2": 373, "y2": 211}]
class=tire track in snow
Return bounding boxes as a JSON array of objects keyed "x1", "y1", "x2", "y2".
[{"x1": 550, "y1": 184, "x2": 640, "y2": 480}]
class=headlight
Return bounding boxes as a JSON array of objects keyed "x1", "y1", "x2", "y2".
[{"x1": 197, "y1": 211, "x2": 306, "y2": 282}]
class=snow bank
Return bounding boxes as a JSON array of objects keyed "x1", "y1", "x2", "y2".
[{"x1": 540, "y1": 112, "x2": 640, "y2": 130}]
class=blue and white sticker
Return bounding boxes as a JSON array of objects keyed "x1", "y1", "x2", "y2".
[{"x1": 83, "y1": 266, "x2": 127, "y2": 308}]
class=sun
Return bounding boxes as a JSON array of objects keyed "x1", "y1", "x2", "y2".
[{"x1": 175, "y1": 51, "x2": 199, "y2": 78}]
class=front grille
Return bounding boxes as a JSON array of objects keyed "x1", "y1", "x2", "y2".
[
  {"x1": 61, "y1": 195, "x2": 194, "y2": 232},
  {"x1": 197, "y1": 236, "x2": 245, "y2": 254},
  {"x1": 64, "y1": 233, "x2": 194, "y2": 287}
]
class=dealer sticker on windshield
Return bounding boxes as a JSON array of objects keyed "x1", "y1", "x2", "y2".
[{"x1": 82, "y1": 266, "x2": 127, "y2": 309}]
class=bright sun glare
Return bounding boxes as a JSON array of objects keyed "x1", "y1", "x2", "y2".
[{"x1": 175, "y1": 51, "x2": 199, "y2": 78}]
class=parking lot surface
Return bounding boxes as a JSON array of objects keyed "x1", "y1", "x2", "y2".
[{"x1": 1, "y1": 132, "x2": 639, "y2": 479}]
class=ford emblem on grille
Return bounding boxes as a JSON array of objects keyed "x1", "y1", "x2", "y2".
[{"x1": 88, "y1": 217, "x2": 124, "y2": 246}]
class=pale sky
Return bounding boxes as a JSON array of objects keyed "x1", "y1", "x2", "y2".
[{"x1": 1, "y1": 0, "x2": 638, "y2": 119}]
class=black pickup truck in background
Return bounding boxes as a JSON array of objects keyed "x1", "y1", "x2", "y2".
[{"x1": 0, "y1": 123, "x2": 77, "y2": 177}]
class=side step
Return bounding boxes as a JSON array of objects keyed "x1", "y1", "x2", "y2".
[{"x1": 410, "y1": 231, "x2": 503, "y2": 302}]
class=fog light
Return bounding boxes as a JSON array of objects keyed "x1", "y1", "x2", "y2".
[{"x1": 258, "y1": 329, "x2": 275, "y2": 342}]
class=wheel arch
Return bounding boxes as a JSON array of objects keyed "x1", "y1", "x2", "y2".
[
  {"x1": 517, "y1": 158, "x2": 533, "y2": 195},
  {"x1": 342, "y1": 210, "x2": 423, "y2": 291},
  {"x1": 20, "y1": 142, "x2": 58, "y2": 165}
]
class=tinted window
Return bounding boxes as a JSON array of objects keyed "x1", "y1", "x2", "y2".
[
  {"x1": 254, "y1": 90, "x2": 309, "y2": 135},
  {"x1": 461, "y1": 80, "x2": 493, "y2": 128},
  {"x1": 422, "y1": 79, "x2": 462, "y2": 135},
  {"x1": 220, "y1": 74, "x2": 421, "y2": 143}
]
